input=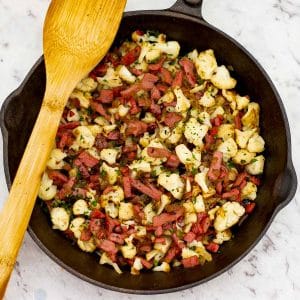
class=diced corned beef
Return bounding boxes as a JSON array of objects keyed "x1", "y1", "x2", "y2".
[
  {"x1": 172, "y1": 233, "x2": 185, "y2": 249},
  {"x1": 151, "y1": 86, "x2": 161, "y2": 101},
  {"x1": 250, "y1": 176, "x2": 260, "y2": 186},
  {"x1": 137, "y1": 97, "x2": 151, "y2": 108},
  {"x1": 182, "y1": 255, "x2": 200, "y2": 268},
  {"x1": 172, "y1": 70, "x2": 183, "y2": 88},
  {"x1": 78, "y1": 151, "x2": 99, "y2": 167},
  {"x1": 109, "y1": 233, "x2": 125, "y2": 245},
  {"x1": 58, "y1": 121, "x2": 80, "y2": 131},
  {"x1": 206, "y1": 242, "x2": 219, "y2": 253},
  {"x1": 90, "y1": 209, "x2": 105, "y2": 219},
  {"x1": 122, "y1": 144, "x2": 137, "y2": 153},
  {"x1": 48, "y1": 171, "x2": 68, "y2": 185},
  {"x1": 233, "y1": 172, "x2": 248, "y2": 187},
  {"x1": 154, "y1": 237, "x2": 166, "y2": 244},
  {"x1": 120, "y1": 46, "x2": 141, "y2": 66},
  {"x1": 160, "y1": 68, "x2": 173, "y2": 85},
  {"x1": 245, "y1": 202, "x2": 256, "y2": 214},
  {"x1": 98, "y1": 239, "x2": 118, "y2": 254},
  {"x1": 208, "y1": 151, "x2": 223, "y2": 181},
  {"x1": 126, "y1": 120, "x2": 148, "y2": 136},
  {"x1": 94, "y1": 134, "x2": 108, "y2": 151},
  {"x1": 123, "y1": 176, "x2": 132, "y2": 198},
  {"x1": 140, "y1": 258, "x2": 153, "y2": 269},
  {"x1": 163, "y1": 112, "x2": 182, "y2": 128},
  {"x1": 128, "y1": 97, "x2": 141, "y2": 115},
  {"x1": 200, "y1": 216, "x2": 211, "y2": 233},
  {"x1": 130, "y1": 178, "x2": 162, "y2": 201},
  {"x1": 164, "y1": 247, "x2": 180, "y2": 263},
  {"x1": 148, "y1": 57, "x2": 166, "y2": 71},
  {"x1": 239, "y1": 179, "x2": 247, "y2": 190},
  {"x1": 57, "y1": 177, "x2": 75, "y2": 199},
  {"x1": 97, "y1": 89, "x2": 114, "y2": 103},
  {"x1": 147, "y1": 147, "x2": 171, "y2": 158},
  {"x1": 222, "y1": 188, "x2": 240, "y2": 200},
  {"x1": 179, "y1": 57, "x2": 197, "y2": 87},
  {"x1": 102, "y1": 186, "x2": 114, "y2": 194},
  {"x1": 147, "y1": 122, "x2": 158, "y2": 133},
  {"x1": 139, "y1": 245, "x2": 152, "y2": 252},
  {"x1": 141, "y1": 73, "x2": 159, "y2": 90},
  {"x1": 133, "y1": 204, "x2": 145, "y2": 221},
  {"x1": 153, "y1": 210, "x2": 183, "y2": 227},
  {"x1": 80, "y1": 229, "x2": 92, "y2": 241},
  {"x1": 216, "y1": 181, "x2": 223, "y2": 194},
  {"x1": 90, "y1": 63, "x2": 108, "y2": 77},
  {"x1": 183, "y1": 231, "x2": 196, "y2": 243},
  {"x1": 120, "y1": 84, "x2": 140, "y2": 97},
  {"x1": 130, "y1": 68, "x2": 143, "y2": 76},
  {"x1": 72, "y1": 188, "x2": 87, "y2": 197},
  {"x1": 90, "y1": 101, "x2": 110, "y2": 121},
  {"x1": 212, "y1": 115, "x2": 224, "y2": 127},
  {"x1": 74, "y1": 158, "x2": 90, "y2": 178},
  {"x1": 154, "y1": 226, "x2": 163, "y2": 237},
  {"x1": 150, "y1": 100, "x2": 161, "y2": 116},
  {"x1": 57, "y1": 132, "x2": 73, "y2": 149},
  {"x1": 234, "y1": 113, "x2": 242, "y2": 130},
  {"x1": 106, "y1": 216, "x2": 120, "y2": 234},
  {"x1": 156, "y1": 83, "x2": 169, "y2": 93},
  {"x1": 89, "y1": 218, "x2": 102, "y2": 235},
  {"x1": 165, "y1": 154, "x2": 180, "y2": 168},
  {"x1": 106, "y1": 130, "x2": 120, "y2": 140}
]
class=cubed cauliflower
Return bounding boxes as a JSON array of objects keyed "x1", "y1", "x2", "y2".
[
  {"x1": 97, "y1": 67, "x2": 122, "y2": 87},
  {"x1": 142, "y1": 112, "x2": 156, "y2": 124},
  {"x1": 241, "y1": 102, "x2": 260, "y2": 129},
  {"x1": 72, "y1": 126, "x2": 95, "y2": 150},
  {"x1": 184, "y1": 118, "x2": 209, "y2": 147},
  {"x1": 159, "y1": 126, "x2": 172, "y2": 140},
  {"x1": 100, "y1": 252, "x2": 122, "y2": 274},
  {"x1": 135, "y1": 226, "x2": 147, "y2": 237},
  {"x1": 105, "y1": 202, "x2": 119, "y2": 218},
  {"x1": 153, "y1": 262, "x2": 171, "y2": 272},
  {"x1": 119, "y1": 202, "x2": 134, "y2": 220},
  {"x1": 77, "y1": 239, "x2": 96, "y2": 253},
  {"x1": 51, "y1": 207, "x2": 69, "y2": 231},
  {"x1": 213, "y1": 229, "x2": 232, "y2": 244},
  {"x1": 47, "y1": 149, "x2": 66, "y2": 170},
  {"x1": 241, "y1": 182, "x2": 257, "y2": 201},
  {"x1": 67, "y1": 108, "x2": 80, "y2": 122},
  {"x1": 153, "y1": 41, "x2": 180, "y2": 59},
  {"x1": 174, "y1": 87, "x2": 191, "y2": 112},
  {"x1": 117, "y1": 65, "x2": 136, "y2": 84},
  {"x1": 211, "y1": 66, "x2": 237, "y2": 90},
  {"x1": 101, "y1": 186, "x2": 124, "y2": 206},
  {"x1": 175, "y1": 144, "x2": 200, "y2": 168},
  {"x1": 217, "y1": 124, "x2": 235, "y2": 141},
  {"x1": 193, "y1": 194, "x2": 206, "y2": 213},
  {"x1": 166, "y1": 121, "x2": 185, "y2": 144},
  {"x1": 154, "y1": 237, "x2": 172, "y2": 254},
  {"x1": 198, "y1": 111, "x2": 212, "y2": 128},
  {"x1": 199, "y1": 91, "x2": 216, "y2": 108},
  {"x1": 100, "y1": 162, "x2": 119, "y2": 184},
  {"x1": 214, "y1": 202, "x2": 245, "y2": 232},
  {"x1": 100, "y1": 148, "x2": 119, "y2": 165},
  {"x1": 157, "y1": 172, "x2": 185, "y2": 199},
  {"x1": 208, "y1": 206, "x2": 220, "y2": 221},
  {"x1": 129, "y1": 160, "x2": 151, "y2": 173},
  {"x1": 145, "y1": 48, "x2": 161, "y2": 63},
  {"x1": 38, "y1": 172, "x2": 57, "y2": 201},
  {"x1": 187, "y1": 240, "x2": 212, "y2": 262},
  {"x1": 158, "y1": 91, "x2": 174, "y2": 105},
  {"x1": 211, "y1": 106, "x2": 225, "y2": 119},
  {"x1": 76, "y1": 77, "x2": 97, "y2": 92},
  {"x1": 235, "y1": 129, "x2": 256, "y2": 149},
  {"x1": 194, "y1": 168, "x2": 209, "y2": 193},
  {"x1": 184, "y1": 212, "x2": 197, "y2": 224},
  {"x1": 217, "y1": 138, "x2": 238, "y2": 162},
  {"x1": 70, "y1": 90, "x2": 91, "y2": 108},
  {"x1": 69, "y1": 217, "x2": 85, "y2": 239},
  {"x1": 157, "y1": 194, "x2": 171, "y2": 215},
  {"x1": 131, "y1": 257, "x2": 144, "y2": 275},
  {"x1": 121, "y1": 242, "x2": 137, "y2": 259},
  {"x1": 182, "y1": 247, "x2": 199, "y2": 259},
  {"x1": 87, "y1": 125, "x2": 103, "y2": 137},
  {"x1": 232, "y1": 149, "x2": 255, "y2": 165},
  {"x1": 247, "y1": 134, "x2": 265, "y2": 153},
  {"x1": 118, "y1": 104, "x2": 130, "y2": 117},
  {"x1": 245, "y1": 155, "x2": 265, "y2": 175},
  {"x1": 194, "y1": 49, "x2": 218, "y2": 80},
  {"x1": 73, "y1": 199, "x2": 89, "y2": 215},
  {"x1": 236, "y1": 95, "x2": 250, "y2": 110},
  {"x1": 143, "y1": 203, "x2": 156, "y2": 224},
  {"x1": 183, "y1": 201, "x2": 195, "y2": 213}
]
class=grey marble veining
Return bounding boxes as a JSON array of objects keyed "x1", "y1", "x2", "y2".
[{"x1": 0, "y1": 0, "x2": 300, "y2": 299}]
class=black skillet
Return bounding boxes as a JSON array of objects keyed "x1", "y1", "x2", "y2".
[{"x1": 0, "y1": 0, "x2": 297, "y2": 294}]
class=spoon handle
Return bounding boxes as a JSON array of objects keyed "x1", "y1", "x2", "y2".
[{"x1": 0, "y1": 97, "x2": 64, "y2": 297}]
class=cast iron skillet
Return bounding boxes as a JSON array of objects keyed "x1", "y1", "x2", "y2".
[{"x1": 0, "y1": 0, "x2": 297, "y2": 294}]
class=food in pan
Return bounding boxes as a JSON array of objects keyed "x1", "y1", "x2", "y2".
[{"x1": 39, "y1": 30, "x2": 265, "y2": 274}]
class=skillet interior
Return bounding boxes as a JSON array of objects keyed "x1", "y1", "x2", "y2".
[{"x1": 0, "y1": 9, "x2": 297, "y2": 294}]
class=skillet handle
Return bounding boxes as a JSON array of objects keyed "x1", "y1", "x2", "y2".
[
  {"x1": 278, "y1": 159, "x2": 298, "y2": 208},
  {"x1": 169, "y1": 0, "x2": 204, "y2": 20}
]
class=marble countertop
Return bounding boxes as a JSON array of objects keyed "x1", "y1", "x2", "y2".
[{"x1": 0, "y1": 0, "x2": 300, "y2": 299}]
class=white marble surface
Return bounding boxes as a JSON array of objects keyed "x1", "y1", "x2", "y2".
[{"x1": 0, "y1": 0, "x2": 300, "y2": 299}]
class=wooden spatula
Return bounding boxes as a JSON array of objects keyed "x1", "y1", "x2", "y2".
[{"x1": 0, "y1": 0, "x2": 126, "y2": 296}]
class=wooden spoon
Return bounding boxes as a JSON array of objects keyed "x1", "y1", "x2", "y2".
[{"x1": 0, "y1": 0, "x2": 126, "y2": 296}]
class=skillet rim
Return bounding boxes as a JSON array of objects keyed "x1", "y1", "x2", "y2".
[{"x1": 0, "y1": 7, "x2": 297, "y2": 295}]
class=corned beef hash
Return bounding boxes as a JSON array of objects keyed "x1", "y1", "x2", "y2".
[{"x1": 39, "y1": 30, "x2": 265, "y2": 274}]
